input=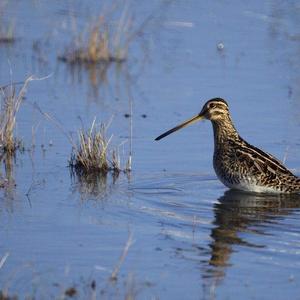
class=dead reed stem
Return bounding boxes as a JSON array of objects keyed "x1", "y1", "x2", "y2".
[
  {"x1": 110, "y1": 231, "x2": 133, "y2": 281},
  {"x1": 0, "y1": 252, "x2": 9, "y2": 270}
]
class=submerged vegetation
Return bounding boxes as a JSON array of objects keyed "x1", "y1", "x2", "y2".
[
  {"x1": 58, "y1": 5, "x2": 133, "y2": 64},
  {"x1": 69, "y1": 119, "x2": 131, "y2": 176},
  {"x1": 0, "y1": 24, "x2": 15, "y2": 44},
  {"x1": 0, "y1": 77, "x2": 33, "y2": 154},
  {"x1": 0, "y1": 1, "x2": 15, "y2": 44}
]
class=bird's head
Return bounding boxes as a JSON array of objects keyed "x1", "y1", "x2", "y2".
[
  {"x1": 155, "y1": 98, "x2": 230, "y2": 141},
  {"x1": 199, "y1": 98, "x2": 229, "y2": 121}
]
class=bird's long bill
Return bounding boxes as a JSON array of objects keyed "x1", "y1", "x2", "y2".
[{"x1": 155, "y1": 114, "x2": 204, "y2": 141}]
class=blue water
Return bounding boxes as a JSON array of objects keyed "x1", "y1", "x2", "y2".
[{"x1": 0, "y1": 0, "x2": 300, "y2": 299}]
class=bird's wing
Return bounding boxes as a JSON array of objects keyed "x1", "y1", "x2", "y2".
[{"x1": 235, "y1": 140, "x2": 296, "y2": 179}]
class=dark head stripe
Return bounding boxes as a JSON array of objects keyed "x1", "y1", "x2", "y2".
[
  {"x1": 204, "y1": 98, "x2": 229, "y2": 110},
  {"x1": 208, "y1": 98, "x2": 228, "y2": 106}
]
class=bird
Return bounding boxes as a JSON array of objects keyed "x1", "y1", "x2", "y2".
[{"x1": 155, "y1": 98, "x2": 300, "y2": 194}]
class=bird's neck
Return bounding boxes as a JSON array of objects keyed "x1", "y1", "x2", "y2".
[{"x1": 211, "y1": 115, "x2": 239, "y2": 147}]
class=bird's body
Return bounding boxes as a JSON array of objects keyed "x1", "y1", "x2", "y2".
[{"x1": 155, "y1": 98, "x2": 300, "y2": 194}]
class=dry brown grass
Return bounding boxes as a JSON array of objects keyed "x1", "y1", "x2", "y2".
[
  {"x1": 59, "y1": 5, "x2": 132, "y2": 64},
  {"x1": 0, "y1": 77, "x2": 34, "y2": 153},
  {"x1": 69, "y1": 119, "x2": 131, "y2": 175}
]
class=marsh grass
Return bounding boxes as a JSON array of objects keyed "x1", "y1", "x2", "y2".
[
  {"x1": 69, "y1": 119, "x2": 131, "y2": 176},
  {"x1": 34, "y1": 104, "x2": 131, "y2": 177},
  {"x1": 59, "y1": 5, "x2": 133, "y2": 65},
  {"x1": 0, "y1": 77, "x2": 34, "y2": 154}
]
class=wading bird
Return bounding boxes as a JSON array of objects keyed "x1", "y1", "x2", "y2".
[{"x1": 155, "y1": 98, "x2": 300, "y2": 193}]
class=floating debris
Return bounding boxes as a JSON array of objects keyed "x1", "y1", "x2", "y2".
[{"x1": 217, "y1": 42, "x2": 225, "y2": 51}]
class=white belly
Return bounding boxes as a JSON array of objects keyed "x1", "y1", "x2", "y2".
[{"x1": 220, "y1": 177, "x2": 282, "y2": 194}]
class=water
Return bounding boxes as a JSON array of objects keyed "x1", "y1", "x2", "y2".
[{"x1": 0, "y1": 0, "x2": 300, "y2": 299}]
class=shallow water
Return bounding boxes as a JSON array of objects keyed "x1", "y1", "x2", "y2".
[{"x1": 1, "y1": 0, "x2": 300, "y2": 299}]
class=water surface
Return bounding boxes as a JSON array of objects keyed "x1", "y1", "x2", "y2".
[{"x1": 0, "y1": 1, "x2": 300, "y2": 299}]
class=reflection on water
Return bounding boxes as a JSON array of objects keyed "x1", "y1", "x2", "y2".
[
  {"x1": 63, "y1": 61, "x2": 126, "y2": 100},
  {"x1": 0, "y1": 152, "x2": 16, "y2": 207},
  {"x1": 70, "y1": 169, "x2": 123, "y2": 200},
  {"x1": 203, "y1": 190, "x2": 300, "y2": 297}
]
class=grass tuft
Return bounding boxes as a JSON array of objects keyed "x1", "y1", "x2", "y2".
[
  {"x1": 58, "y1": 6, "x2": 132, "y2": 65},
  {"x1": 0, "y1": 77, "x2": 33, "y2": 154},
  {"x1": 69, "y1": 119, "x2": 131, "y2": 175}
]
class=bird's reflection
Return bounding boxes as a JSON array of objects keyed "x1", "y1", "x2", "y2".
[
  {"x1": 202, "y1": 189, "x2": 300, "y2": 298},
  {"x1": 210, "y1": 190, "x2": 300, "y2": 266}
]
